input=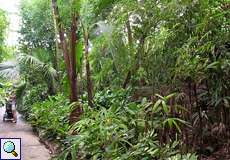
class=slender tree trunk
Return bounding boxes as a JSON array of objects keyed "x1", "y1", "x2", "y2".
[
  {"x1": 126, "y1": 17, "x2": 133, "y2": 48},
  {"x1": 122, "y1": 70, "x2": 131, "y2": 89},
  {"x1": 136, "y1": 34, "x2": 145, "y2": 71},
  {"x1": 123, "y1": 33, "x2": 145, "y2": 88},
  {"x1": 84, "y1": 30, "x2": 93, "y2": 107},
  {"x1": 51, "y1": 8, "x2": 61, "y2": 92},
  {"x1": 51, "y1": 0, "x2": 81, "y2": 123},
  {"x1": 194, "y1": 83, "x2": 203, "y2": 151},
  {"x1": 123, "y1": 17, "x2": 133, "y2": 89},
  {"x1": 52, "y1": 6, "x2": 60, "y2": 71},
  {"x1": 69, "y1": 13, "x2": 82, "y2": 123},
  {"x1": 69, "y1": 13, "x2": 78, "y2": 102}
]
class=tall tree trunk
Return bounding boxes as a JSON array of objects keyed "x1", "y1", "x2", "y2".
[
  {"x1": 52, "y1": 6, "x2": 60, "y2": 72},
  {"x1": 122, "y1": 70, "x2": 131, "y2": 89},
  {"x1": 69, "y1": 13, "x2": 78, "y2": 102},
  {"x1": 84, "y1": 31, "x2": 93, "y2": 107},
  {"x1": 51, "y1": 7, "x2": 61, "y2": 92},
  {"x1": 51, "y1": 0, "x2": 81, "y2": 123},
  {"x1": 123, "y1": 32, "x2": 145, "y2": 88},
  {"x1": 126, "y1": 17, "x2": 133, "y2": 48},
  {"x1": 122, "y1": 17, "x2": 133, "y2": 89},
  {"x1": 69, "y1": 13, "x2": 82, "y2": 123}
]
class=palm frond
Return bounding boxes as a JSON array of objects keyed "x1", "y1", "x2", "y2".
[
  {"x1": 0, "y1": 60, "x2": 19, "y2": 79},
  {"x1": 17, "y1": 54, "x2": 58, "y2": 80},
  {"x1": 32, "y1": 48, "x2": 51, "y2": 63},
  {"x1": 17, "y1": 54, "x2": 58, "y2": 90},
  {"x1": 17, "y1": 54, "x2": 43, "y2": 67},
  {"x1": 0, "y1": 54, "x2": 58, "y2": 88}
]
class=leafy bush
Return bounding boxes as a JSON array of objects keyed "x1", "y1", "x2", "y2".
[
  {"x1": 17, "y1": 84, "x2": 47, "y2": 119},
  {"x1": 0, "y1": 82, "x2": 12, "y2": 105},
  {"x1": 56, "y1": 91, "x2": 193, "y2": 160},
  {"x1": 93, "y1": 88, "x2": 131, "y2": 108},
  {"x1": 168, "y1": 153, "x2": 198, "y2": 160},
  {"x1": 28, "y1": 94, "x2": 70, "y2": 141}
]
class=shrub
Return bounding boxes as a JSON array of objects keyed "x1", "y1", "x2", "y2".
[
  {"x1": 56, "y1": 91, "x2": 194, "y2": 160},
  {"x1": 17, "y1": 84, "x2": 47, "y2": 119},
  {"x1": 28, "y1": 94, "x2": 70, "y2": 142}
]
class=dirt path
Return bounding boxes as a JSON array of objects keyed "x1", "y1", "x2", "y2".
[{"x1": 0, "y1": 107, "x2": 51, "y2": 160}]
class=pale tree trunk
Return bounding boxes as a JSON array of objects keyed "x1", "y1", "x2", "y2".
[
  {"x1": 52, "y1": 6, "x2": 61, "y2": 70},
  {"x1": 52, "y1": 6, "x2": 61, "y2": 90}
]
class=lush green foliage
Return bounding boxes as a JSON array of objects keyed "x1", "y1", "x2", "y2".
[
  {"x1": 17, "y1": 84, "x2": 46, "y2": 118},
  {"x1": 27, "y1": 90, "x2": 194, "y2": 160},
  {"x1": 28, "y1": 94, "x2": 69, "y2": 141},
  {"x1": 0, "y1": 9, "x2": 8, "y2": 61},
  {"x1": 0, "y1": 0, "x2": 229, "y2": 159},
  {"x1": 15, "y1": 0, "x2": 58, "y2": 106},
  {"x1": 0, "y1": 81, "x2": 13, "y2": 105},
  {"x1": 19, "y1": 0, "x2": 55, "y2": 54}
]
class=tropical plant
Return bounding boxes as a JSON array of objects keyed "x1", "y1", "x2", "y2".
[
  {"x1": 1, "y1": 0, "x2": 228, "y2": 159},
  {"x1": 28, "y1": 94, "x2": 70, "y2": 141},
  {"x1": 0, "y1": 9, "x2": 8, "y2": 61},
  {"x1": 55, "y1": 92, "x2": 188, "y2": 160}
]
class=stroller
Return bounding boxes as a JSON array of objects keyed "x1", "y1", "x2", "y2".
[{"x1": 3, "y1": 100, "x2": 15, "y2": 123}]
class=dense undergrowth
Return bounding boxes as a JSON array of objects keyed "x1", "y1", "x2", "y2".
[
  {"x1": 29, "y1": 94, "x2": 69, "y2": 141},
  {"x1": 19, "y1": 89, "x2": 197, "y2": 159},
  {"x1": 0, "y1": 0, "x2": 229, "y2": 159}
]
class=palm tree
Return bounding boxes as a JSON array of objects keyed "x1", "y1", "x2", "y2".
[{"x1": 0, "y1": 54, "x2": 58, "y2": 95}]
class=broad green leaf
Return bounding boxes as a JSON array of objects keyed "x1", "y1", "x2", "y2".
[
  {"x1": 152, "y1": 99, "x2": 162, "y2": 112},
  {"x1": 73, "y1": 0, "x2": 82, "y2": 11},
  {"x1": 165, "y1": 93, "x2": 176, "y2": 100},
  {"x1": 206, "y1": 61, "x2": 219, "y2": 69},
  {"x1": 155, "y1": 94, "x2": 164, "y2": 100},
  {"x1": 172, "y1": 120, "x2": 181, "y2": 133},
  {"x1": 75, "y1": 40, "x2": 83, "y2": 71},
  {"x1": 162, "y1": 101, "x2": 169, "y2": 114}
]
